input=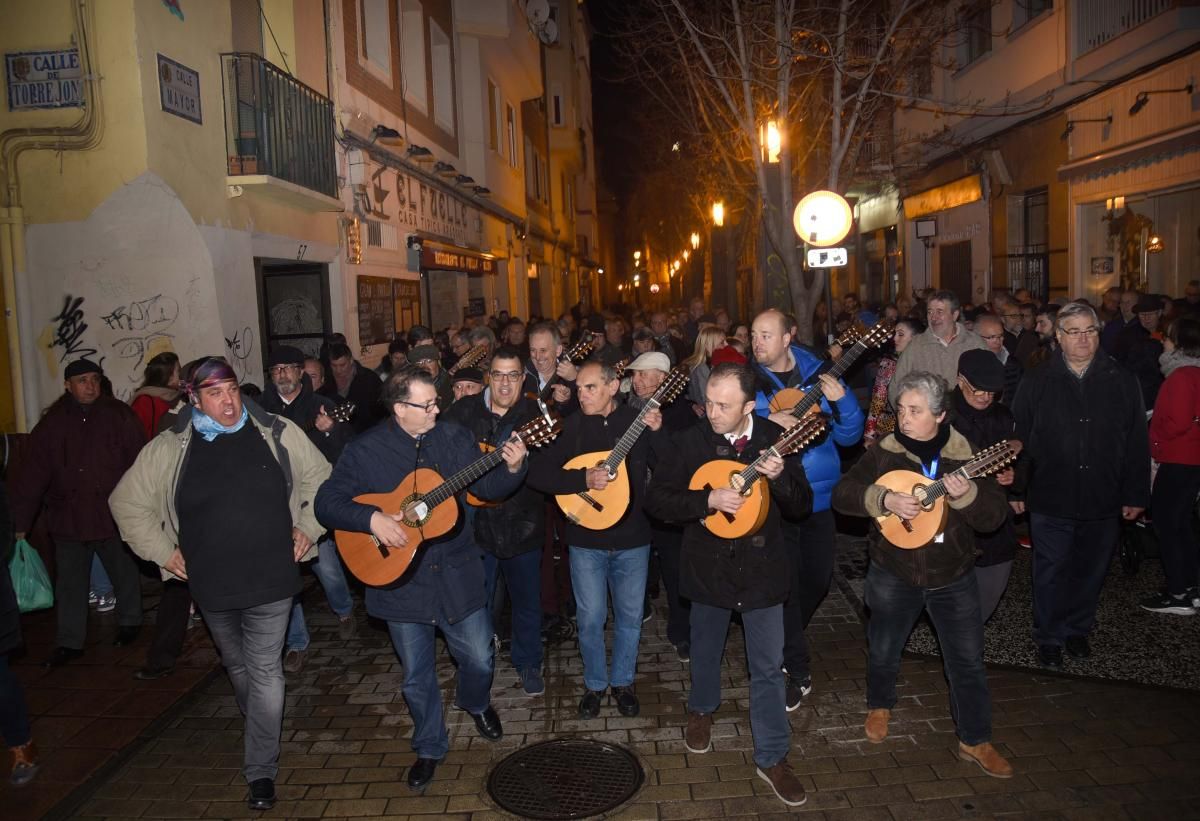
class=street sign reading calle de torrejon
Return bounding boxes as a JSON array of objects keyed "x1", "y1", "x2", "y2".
[{"x1": 806, "y1": 247, "x2": 848, "y2": 268}]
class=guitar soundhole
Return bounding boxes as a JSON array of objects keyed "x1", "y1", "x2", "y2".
[
  {"x1": 402, "y1": 495, "x2": 430, "y2": 527},
  {"x1": 912, "y1": 484, "x2": 935, "y2": 511}
]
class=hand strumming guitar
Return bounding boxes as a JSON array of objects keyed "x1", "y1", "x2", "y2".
[
  {"x1": 370, "y1": 511, "x2": 411, "y2": 549},
  {"x1": 708, "y1": 488, "x2": 745, "y2": 515},
  {"x1": 586, "y1": 466, "x2": 611, "y2": 490}
]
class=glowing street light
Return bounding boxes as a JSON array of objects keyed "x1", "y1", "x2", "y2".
[
  {"x1": 673, "y1": 260, "x2": 681, "y2": 271},
  {"x1": 761, "y1": 120, "x2": 782, "y2": 163},
  {"x1": 633, "y1": 250, "x2": 641, "y2": 261},
  {"x1": 633, "y1": 274, "x2": 641, "y2": 286},
  {"x1": 682, "y1": 250, "x2": 690, "y2": 261},
  {"x1": 690, "y1": 232, "x2": 700, "y2": 250},
  {"x1": 712, "y1": 201, "x2": 725, "y2": 227}
]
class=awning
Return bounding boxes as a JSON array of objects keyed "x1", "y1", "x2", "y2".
[
  {"x1": 420, "y1": 242, "x2": 497, "y2": 276},
  {"x1": 1057, "y1": 123, "x2": 1200, "y2": 181}
]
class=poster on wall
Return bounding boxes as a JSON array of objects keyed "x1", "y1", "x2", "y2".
[
  {"x1": 393, "y1": 279, "x2": 421, "y2": 333},
  {"x1": 1090, "y1": 256, "x2": 1114, "y2": 275},
  {"x1": 357, "y1": 276, "x2": 395, "y2": 346}
]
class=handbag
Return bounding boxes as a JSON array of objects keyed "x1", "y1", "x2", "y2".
[{"x1": 9, "y1": 538, "x2": 54, "y2": 613}]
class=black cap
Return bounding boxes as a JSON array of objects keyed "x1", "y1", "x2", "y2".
[
  {"x1": 452, "y1": 367, "x2": 484, "y2": 384},
  {"x1": 267, "y1": 346, "x2": 305, "y2": 368},
  {"x1": 1134, "y1": 294, "x2": 1162, "y2": 314},
  {"x1": 586, "y1": 314, "x2": 605, "y2": 332},
  {"x1": 958, "y1": 349, "x2": 1004, "y2": 393},
  {"x1": 64, "y1": 358, "x2": 102, "y2": 379},
  {"x1": 409, "y1": 344, "x2": 440, "y2": 364}
]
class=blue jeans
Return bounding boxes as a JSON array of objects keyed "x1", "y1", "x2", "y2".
[
  {"x1": 569, "y1": 545, "x2": 649, "y2": 691},
  {"x1": 689, "y1": 601, "x2": 788, "y2": 769},
  {"x1": 90, "y1": 554, "x2": 113, "y2": 597},
  {"x1": 386, "y1": 606, "x2": 494, "y2": 760},
  {"x1": 483, "y1": 550, "x2": 544, "y2": 672},
  {"x1": 1030, "y1": 514, "x2": 1118, "y2": 647},
  {"x1": 202, "y1": 597, "x2": 293, "y2": 782},
  {"x1": 286, "y1": 538, "x2": 355, "y2": 651},
  {"x1": 865, "y1": 564, "x2": 991, "y2": 746}
]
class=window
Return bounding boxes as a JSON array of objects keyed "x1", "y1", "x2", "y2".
[
  {"x1": 551, "y1": 85, "x2": 564, "y2": 127},
  {"x1": 487, "y1": 79, "x2": 499, "y2": 152},
  {"x1": 430, "y1": 19, "x2": 453, "y2": 132},
  {"x1": 1005, "y1": 188, "x2": 1049, "y2": 298},
  {"x1": 400, "y1": 0, "x2": 426, "y2": 111},
  {"x1": 361, "y1": 0, "x2": 391, "y2": 77},
  {"x1": 506, "y1": 103, "x2": 518, "y2": 167},
  {"x1": 911, "y1": 52, "x2": 932, "y2": 96},
  {"x1": 961, "y1": 0, "x2": 992, "y2": 66},
  {"x1": 1014, "y1": 0, "x2": 1052, "y2": 28}
]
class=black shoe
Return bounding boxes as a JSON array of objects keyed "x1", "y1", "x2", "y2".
[
  {"x1": 472, "y1": 706, "x2": 503, "y2": 741},
  {"x1": 675, "y1": 642, "x2": 690, "y2": 663},
  {"x1": 578, "y1": 689, "x2": 605, "y2": 719},
  {"x1": 133, "y1": 665, "x2": 174, "y2": 680},
  {"x1": 43, "y1": 647, "x2": 83, "y2": 669},
  {"x1": 407, "y1": 757, "x2": 440, "y2": 791},
  {"x1": 785, "y1": 674, "x2": 812, "y2": 712},
  {"x1": 1036, "y1": 644, "x2": 1064, "y2": 669},
  {"x1": 611, "y1": 685, "x2": 640, "y2": 717},
  {"x1": 113, "y1": 626, "x2": 141, "y2": 647},
  {"x1": 247, "y1": 777, "x2": 276, "y2": 810},
  {"x1": 1065, "y1": 636, "x2": 1091, "y2": 659}
]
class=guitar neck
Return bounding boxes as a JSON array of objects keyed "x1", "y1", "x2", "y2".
[
  {"x1": 918, "y1": 466, "x2": 968, "y2": 503},
  {"x1": 789, "y1": 340, "x2": 867, "y2": 418},
  {"x1": 736, "y1": 446, "x2": 778, "y2": 486},
  {"x1": 423, "y1": 445, "x2": 508, "y2": 507},
  {"x1": 603, "y1": 400, "x2": 657, "y2": 472}
]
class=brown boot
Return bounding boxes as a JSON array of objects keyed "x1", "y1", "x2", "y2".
[
  {"x1": 958, "y1": 741, "x2": 1013, "y2": 779},
  {"x1": 10, "y1": 741, "x2": 39, "y2": 787},
  {"x1": 756, "y1": 759, "x2": 807, "y2": 807},
  {"x1": 864, "y1": 708, "x2": 890, "y2": 743},
  {"x1": 684, "y1": 711, "x2": 712, "y2": 754}
]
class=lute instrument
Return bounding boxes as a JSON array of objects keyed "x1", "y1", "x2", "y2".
[
  {"x1": 874, "y1": 440, "x2": 1020, "y2": 549},
  {"x1": 688, "y1": 414, "x2": 829, "y2": 539},
  {"x1": 447, "y1": 344, "x2": 488, "y2": 375},
  {"x1": 555, "y1": 365, "x2": 690, "y2": 530},
  {"x1": 334, "y1": 413, "x2": 562, "y2": 585},
  {"x1": 767, "y1": 320, "x2": 894, "y2": 414}
]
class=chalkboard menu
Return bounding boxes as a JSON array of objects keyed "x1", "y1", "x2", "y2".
[{"x1": 357, "y1": 275, "x2": 395, "y2": 346}]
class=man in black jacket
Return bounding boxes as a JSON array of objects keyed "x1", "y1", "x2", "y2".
[
  {"x1": 442, "y1": 346, "x2": 548, "y2": 696},
  {"x1": 645, "y1": 362, "x2": 812, "y2": 807},
  {"x1": 1011, "y1": 303, "x2": 1150, "y2": 669},
  {"x1": 261, "y1": 347, "x2": 357, "y2": 672},
  {"x1": 322, "y1": 342, "x2": 384, "y2": 434},
  {"x1": 527, "y1": 360, "x2": 663, "y2": 719}
]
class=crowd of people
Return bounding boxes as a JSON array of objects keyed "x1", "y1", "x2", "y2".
[{"x1": 1, "y1": 277, "x2": 1196, "y2": 810}]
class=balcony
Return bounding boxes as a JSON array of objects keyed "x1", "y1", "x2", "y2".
[
  {"x1": 220, "y1": 53, "x2": 341, "y2": 211},
  {"x1": 1076, "y1": 0, "x2": 1174, "y2": 55}
]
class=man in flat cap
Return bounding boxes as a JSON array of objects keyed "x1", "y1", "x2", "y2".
[
  {"x1": 11, "y1": 358, "x2": 147, "y2": 667},
  {"x1": 451, "y1": 367, "x2": 485, "y2": 404},
  {"x1": 409, "y1": 344, "x2": 453, "y2": 410}
]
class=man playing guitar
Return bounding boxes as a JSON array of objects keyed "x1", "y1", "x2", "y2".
[
  {"x1": 527, "y1": 361, "x2": 663, "y2": 719},
  {"x1": 524, "y1": 321, "x2": 577, "y2": 408},
  {"x1": 750, "y1": 309, "x2": 864, "y2": 710},
  {"x1": 645, "y1": 361, "x2": 813, "y2": 807},
  {"x1": 314, "y1": 368, "x2": 527, "y2": 793},
  {"x1": 442, "y1": 346, "x2": 551, "y2": 697}
]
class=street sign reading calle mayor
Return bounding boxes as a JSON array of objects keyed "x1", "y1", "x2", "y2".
[
  {"x1": 157, "y1": 53, "x2": 201, "y2": 124},
  {"x1": 5, "y1": 48, "x2": 84, "y2": 110}
]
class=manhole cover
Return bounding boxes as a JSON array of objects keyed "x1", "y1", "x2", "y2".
[{"x1": 487, "y1": 738, "x2": 644, "y2": 820}]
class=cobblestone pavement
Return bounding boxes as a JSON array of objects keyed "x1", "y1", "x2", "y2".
[{"x1": 49, "y1": 567, "x2": 1200, "y2": 820}]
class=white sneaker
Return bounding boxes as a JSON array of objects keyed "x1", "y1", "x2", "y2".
[{"x1": 95, "y1": 594, "x2": 116, "y2": 613}]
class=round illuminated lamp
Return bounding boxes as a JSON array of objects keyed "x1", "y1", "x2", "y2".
[
  {"x1": 649, "y1": 283, "x2": 661, "y2": 294},
  {"x1": 793, "y1": 190, "x2": 853, "y2": 248}
]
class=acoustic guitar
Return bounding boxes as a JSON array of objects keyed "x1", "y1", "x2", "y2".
[
  {"x1": 688, "y1": 414, "x2": 829, "y2": 539},
  {"x1": 874, "y1": 440, "x2": 1020, "y2": 549},
  {"x1": 767, "y1": 320, "x2": 895, "y2": 414},
  {"x1": 447, "y1": 344, "x2": 488, "y2": 375},
  {"x1": 555, "y1": 365, "x2": 690, "y2": 530},
  {"x1": 334, "y1": 412, "x2": 562, "y2": 586}
]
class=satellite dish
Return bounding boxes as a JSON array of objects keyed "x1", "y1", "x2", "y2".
[
  {"x1": 526, "y1": 0, "x2": 550, "y2": 26},
  {"x1": 538, "y1": 18, "x2": 558, "y2": 45}
]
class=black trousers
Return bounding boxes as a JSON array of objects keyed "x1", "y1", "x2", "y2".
[
  {"x1": 653, "y1": 526, "x2": 690, "y2": 647},
  {"x1": 782, "y1": 509, "x2": 836, "y2": 678},
  {"x1": 54, "y1": 537, "x2": 143, "y2": 649},
  {"x1": 145, "y1": 578, "x2": 192, "y2": 669},
  {"x1": 1152, "y1": 462, "x2": 1200, "y2": 596}
]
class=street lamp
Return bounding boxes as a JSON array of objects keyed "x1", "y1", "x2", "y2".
[
  {"x1": 633, "y1": 274, "x2": 640, "y2": 286},
  {"x1": 761, "y1": 120, "x2": 781, "y2": 163},
  {"x1": 682, "y1": 250, "x2": 689, "y2": 261},
  {"x1": 712, "y1": 201, "x2": 725, "y2": 227},
  {"x1": 633, "y1": 250, "x2": 641, "y2": 261},
  {"x1": 690, "y1": 232, "x2": 700, "y2": 250}
]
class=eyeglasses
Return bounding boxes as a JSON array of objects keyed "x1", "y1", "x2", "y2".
[
  {"x1": 268, "y1": 365, "x2": 300, "y2": 376},
  {"x1": 1000, "y1": 312, "x2": 1020, "y2": 319},
  {"x1": 959, "y1": 377, "x2": 994, "y2": 398},
  {"x1": 489, "y1": 371, "x2": 523, "y2": 382},
  {"x1": 1059, "y1": 326, "x2": 1100, "y2": 338},
  {"x1": 979, "y1": 333, "x2": 1005, "y2": 341},
  {"x1": 398, "y1": 399, "x2": 438, "y2": 413}
]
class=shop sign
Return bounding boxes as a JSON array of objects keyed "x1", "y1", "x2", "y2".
[
  {"x1": 157, "y1": 54, "x2": 201, "y2": 124},
  {"x1": 5, "y1": 48, "x2": 83, "y2": 110},
  {"x1": 360, "y1": 159, "x2": 482, "y2": 247},
  {"x1": 421, "y1": 245, "x2": 497, "y2": 275},
  {"x1": 904, "y1": 176, "x2": 982, "y2": 220}
]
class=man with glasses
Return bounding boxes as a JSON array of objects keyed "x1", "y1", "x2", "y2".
[
  {"x1": 974, "y1": 314, "x2": 1023, "y2": 406},
  {"x1": 442, "y1": 346, "x2": 549, "y2": 696},
  {"x1": 260, "y1": 347, "x2": 356, "y2": 673},
  {"x1": 994, "y1": 294, "x2": 1038, "y2": 367},
  {"x1": 315, "y1": 367, "x2": 528, "y2": 792},
  {"x1": 408, "y1": 344, "x2": 453, "y2": 410},
  {"x1": 890, "y1": 290, "x2": 986, "y2": 405},
  {"x1": 1011, "y1": 303, "x2": 1150, "y2": 670}
]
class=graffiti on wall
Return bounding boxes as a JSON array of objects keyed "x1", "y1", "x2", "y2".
[{"x1": 48, "y1": 294, "x2": 97, "y2": 362}]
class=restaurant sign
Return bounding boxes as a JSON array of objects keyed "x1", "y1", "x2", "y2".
[
  {"x1": 421, "y1": 245, "x2": 497, "y2": 276},
  {"x1": 361, "y1": 158, "x2": 482, "y2": 247},
  {"x1": 5, "y1": 48, "x2": 84, "y2": 110}
]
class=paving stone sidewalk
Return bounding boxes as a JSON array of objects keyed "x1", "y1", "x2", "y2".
[{"x1": 49, "y1": 569, "x2": 1200, "y2": 821}]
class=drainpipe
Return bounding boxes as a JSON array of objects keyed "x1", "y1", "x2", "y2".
[{"x1": 0, "y1": 0, "x2": 102, "y2": 430}]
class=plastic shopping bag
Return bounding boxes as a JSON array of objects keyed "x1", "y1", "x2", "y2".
[{"x1": 9, "y1": 538, "x2": 54, "y2": 613}]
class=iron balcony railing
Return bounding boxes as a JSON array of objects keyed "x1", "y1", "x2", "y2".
[
  {"x1": 1006, "y1": 245, "x2": 1049, "y2": 301},
  {"x1": 1076, "y1": 0, "x2": 1175, "y2": 56},
  {"x1": 220, "y1": 53, "x2": 336, "y2": 198}
]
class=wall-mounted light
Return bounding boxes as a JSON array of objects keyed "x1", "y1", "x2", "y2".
[
  {"x1": 472, "y1": 185, "x2": 492, "y2": 198},
  {"x1": 633, "y1": 274, "x2": 640, "y2": 286},
  {"x1": 433, "y1": 161, "x2": 457, "y2": 177},
  {"x1": 633, "y1": 250, "x2": 641, "y2": 261},
  {"x1": 454, "y1": 174, "x2": 476, "y2": 187},
  {"x1": 1147, "y1": 234, "x2": 1165, "y2": 254},
  {"x1": 368, "y1": 125, "x2": 403, "y2": 146},
  {"x1": 1060, "y1": 114, "x2": 1112, "y2": 141},
  {"x1": 406, "y1": 144, "x2": 434, "y2": 162},
  {"x1": 597, "y1": 267, "x2": 604, "y2": 274},
  {"x1": 682, "y1": 250, "x2": 689, "y2": 261},
  {"x1": 1129, "y1": 82, "x2": 1194, "y2": 116},
  {"x1": 650, "y1": 283, "x2": 661, "y2": 294},
  {"x1": 345, "y1": 217, "x2": 362, "y2": 264},
  {"x1": 690, "y1": 232, "x2": 700, "y2": 250}
]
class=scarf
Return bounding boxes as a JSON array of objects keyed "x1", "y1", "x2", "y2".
[
  {"x1": 191, "y1": 405, "x2": 249, "y2": 442},
  {"x1": 894, "y1": 422, "x2": 951, "y2": 474},
  {"x1": 1159, "y1": 349, "x2": 1200, "y2": 378}
]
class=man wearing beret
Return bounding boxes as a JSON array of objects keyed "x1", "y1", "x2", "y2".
[
  {"x1": 11, "y1": 359, "x2": 146, "y2": 668},
  {"x1": 451, "y1": 367, "x2": 485, "y2": 404}
]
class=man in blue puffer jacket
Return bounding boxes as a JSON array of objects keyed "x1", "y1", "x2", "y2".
[{"x1": 750, "y1": 309, "x2": 865, "y2": 710}]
